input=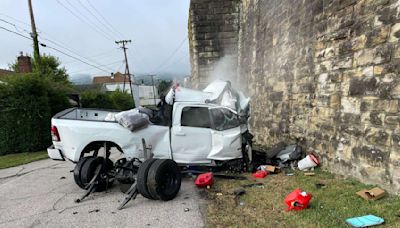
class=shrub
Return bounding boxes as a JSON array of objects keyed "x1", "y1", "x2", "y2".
[
  {"x1": 81, "y1": 89, "x2": 135, "y2": 110},
  {"x1": 0, "y1": 73, "x2": 70, "y2": 155}
]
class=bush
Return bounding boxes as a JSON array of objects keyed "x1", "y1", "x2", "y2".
[
  {"x1": 81, "y1": 89, "x2": 135, "y2": 110},
  {"x1": 0, "y1": 74, "x2": 70, "y2": 155}
]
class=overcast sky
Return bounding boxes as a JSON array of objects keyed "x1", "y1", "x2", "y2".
[{"x1": 0, "y1": 0, "x2": 190, "y2": 81}]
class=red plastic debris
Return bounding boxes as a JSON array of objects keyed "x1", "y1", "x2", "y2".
[
  {"x1": 284, "y1": 188, "x2": 312, "y2": 211},
  {"x1": 252, "y1": 170, "x2": 268, "y2": 178},
  {"x1": 195, "y1": 172, "x2": 214, "y2": 188}
]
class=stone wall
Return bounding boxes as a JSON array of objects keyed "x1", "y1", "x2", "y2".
[
  {"x1": 189, "y1": 0, "x2": 240, "y2": 89},
  {"x1": 189, "y1": 0, "x2": 400, "y2": 193}
]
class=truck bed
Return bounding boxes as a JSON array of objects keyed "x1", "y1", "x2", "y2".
[
  {"x1": 54, "y1": 108, "x2": 118, "y2": 122},
  {"x1": 51, "y1": 108, "x2": 171, "y2": 162}
]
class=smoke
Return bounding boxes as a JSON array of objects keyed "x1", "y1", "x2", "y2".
[{"x1": 207, "y1": 55, "x2": 237, "y2": 84}]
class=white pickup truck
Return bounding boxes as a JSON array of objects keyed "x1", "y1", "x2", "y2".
[
  {"x1": 47, "y1": 80, "x2": 252, "y2": 204},
  {"x1": 48, "y1": 80, "x2": 252, "y2": 166}
]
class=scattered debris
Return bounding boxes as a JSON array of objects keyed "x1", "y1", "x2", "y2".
[
  {"x1": 252, "y1": 170, "x2": 268, "y2": 178},
  {"x1": 315, "y1": 183, "x2": 326, "y2": 189},
  {"x1": 88, "y1": 209, "x2": 100, "y2": 213},
  {"x1": 304, "y1": 172, "x2": 315, "y2": 176},
  {"x1": 345, "y1": 215, "x2": 384, "y2": 227},
  {"x1": 60, "y1": 176, "x2": 66, "y2": 179},
  {"x1": 216, "y1": 192, "x2": 223, "y2": 196},
  {"x1": 233, "y1": 188, "x2": 246, "y2": 196},
  {"x1": 298, "y1": 153, "x2": 320, "y2": 170},
  {"x1": 184, "y1": 208, "x2": 190, "y2": 212},
  {"x1": 239, "y1": 201, "x2": 245, "y2": 206},
  {"x1": 276, "y1": 144, "x2": 302, "y2": 163},
  {"x1": 195, "y1": 172, "x2": 214, "y2": 188},
  {"x1": 356, "y1": 187, "x2": 386, "y2": 201},
  {"x1": 284, "y1": 189, "x2": 312, "y2": 211},
  {"x1": 286, "y1": 173, "x2": 294, "y2": 176},
  {"x1": 258, "y1": 165, "x2": 279, "y2": 173}
]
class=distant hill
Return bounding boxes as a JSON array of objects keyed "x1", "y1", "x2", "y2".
[{"x1": 69, "y1": 74, "x2": 92, "y2": 85}]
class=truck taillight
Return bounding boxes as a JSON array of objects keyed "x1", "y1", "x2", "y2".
[{"x1": 51, "y1": 125, "x2": 60, "y2": 142}]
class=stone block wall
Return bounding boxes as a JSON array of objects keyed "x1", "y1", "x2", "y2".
[
  {"x1": 189, "y1": 0, "x2": 240, "y2": 89},
  {"x1": 189, "y1": 0, "x2": 400, "y2": 193}
]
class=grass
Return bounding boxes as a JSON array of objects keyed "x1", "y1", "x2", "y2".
[
  {"x1": 0, "y1": 151, "x2": 48, "y2": 169},
  {"x1": 204, "y1": 169, "x2": 400, "y2": 227}
]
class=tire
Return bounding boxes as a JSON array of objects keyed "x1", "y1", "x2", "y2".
[
  {"x1": 80, "y1": 157, "x2": 113, "y2": 192},
  {"x1": 137, "y1": 158, "x2": 157, "y2": 199},
  {"x1": 147, "y1": 159, "x2": 181, "y2": 201},
  {"x1": 73, "y1": 156, "x2": 94, "y2": 189}
]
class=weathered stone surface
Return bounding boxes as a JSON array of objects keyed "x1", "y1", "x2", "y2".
[{"x1": 189, "y1": 0, "x2": 400, "y2": 193}]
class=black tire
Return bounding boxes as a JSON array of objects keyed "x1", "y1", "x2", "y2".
[
  {"x1": 137, "y1": 158, "x2": 157, "y2": 199},
  {"x1": 147, "y1": 159, "x2": 181, "y2": 201},
  {"x1": 80, "y1": 157, "x2": 113, "y2": 192},
  {"x1": 73, "y1": 156, "x2": 94, "y2": 189}
]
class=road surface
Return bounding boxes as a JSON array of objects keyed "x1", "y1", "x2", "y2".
[{"x1": 0, "y1": 158, "x2": 205, "y2": 227}]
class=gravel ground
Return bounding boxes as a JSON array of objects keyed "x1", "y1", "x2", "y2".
[{"x1": 0, "y1": 159, "x2": 206, "y2": 228}]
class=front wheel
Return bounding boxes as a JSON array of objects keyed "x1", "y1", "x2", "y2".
[{"x1": 242, "y1": 141, "x2": 254, "y2": 172}]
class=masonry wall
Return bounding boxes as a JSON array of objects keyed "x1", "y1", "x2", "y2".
[
  {"x1": 189, "y1": 0, "x2": 400, "y2": 193},
  {"x1": 189, "y1": 0, "x2": 240, "y2": 89}
]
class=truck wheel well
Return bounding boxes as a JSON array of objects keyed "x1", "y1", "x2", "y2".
[{"x1": 80, "y1": 141, "x2": 123, "y2": 159}]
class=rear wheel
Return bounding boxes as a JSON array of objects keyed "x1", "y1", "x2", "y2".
[
  {"x1": 137, "y1": 158, "x2": 157, "y2": 199},
  {"x1": 80, "y1": 157, "x2": 114, "y2": 192},
  {"x1": 73, "y1": 156, "x2": 94, "y2": 189},
  {"x1": 147, "y1": 159, "x2": 181, "y2": 201}
]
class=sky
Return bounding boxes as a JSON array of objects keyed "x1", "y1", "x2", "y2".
[{"x1": 0, "y1": 0, "x2": 191, "y2": 83}]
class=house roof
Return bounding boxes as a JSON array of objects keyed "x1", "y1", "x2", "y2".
[
  {"x1": 0, "y1": 69, "x2": 14, "y2": 77},
  {"x1": 92, "y1": 72, "x2": 126, "y2": 84}
]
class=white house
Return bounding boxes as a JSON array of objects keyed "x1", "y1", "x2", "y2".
[{"x1": 92, "y1": 72, "x2": 160, "y2": 106}]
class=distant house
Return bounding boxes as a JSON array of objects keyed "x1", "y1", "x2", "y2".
[
  {"x1": 0, "y1": 53, "x2": 32, "y2": 82},
  {"x1": 92, "y1": 72, "x2": 160, "y2": 106}
]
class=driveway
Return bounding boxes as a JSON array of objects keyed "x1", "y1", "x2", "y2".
[{"x1": 0, "y1": 159, "x2": 205, "y2": 227}]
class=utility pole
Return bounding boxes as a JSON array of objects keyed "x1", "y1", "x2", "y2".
[
  {"x1": 149, "y1": 74, "x2": 157, "y2": 106},
  {"x1": 28, "y1": 0, "x2": 41, "y2": 73},
  {"x1": 115, "y1": 40, "x2": 133, "y2": 96}
]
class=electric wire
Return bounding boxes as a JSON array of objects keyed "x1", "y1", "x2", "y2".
[
  {"x1": 0, "y1": 25, "x2": 110, "y2": 73},
  {"x1": 55, "y1": 0, "x2": 114, "y2": 41},
  {"x1": 151, "y1": 37, "x2": 188, "y2": 74},
  {"x1": 85, "y1": 0, "x2": 126, "y2": 38}
]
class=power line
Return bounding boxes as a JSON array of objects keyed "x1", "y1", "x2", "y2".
[
  {"x1": 65, "y1": 0, "x2": 117, "y2": 40},
  {"x1": 0, "y1": 25, "x2": 32, "y2": 40},
  {"x1": 0, "y1": 16, "x2": 119, "y2": 73},
  {"x1": 76, "y1": 0, "x2": 119, "y2": 38},
  {"x1": 63, "y1": 48, "x2": 119, "y2": 64},
  {"x1": 41, "y1": 43, "x2": 111, "y2": 73},
  {"x1": 151, "y1": 37, "x2": 188, "y2": 74},
  {"x1": 55, "y1": 0, "x2": 114, "y2": 41},
  {"x1": 157, "y1": 51, "x2": 189, "y2": 73},
  {"x1": 0, "y1": 25, "x2": 112, "y2": 74},
  {"x1": 85, "y1": 0, "x2": 125, "y2": 38},
  {"x1": 0, "y1": 18, "x2": 31, "y2": 34},
  {"x1": 68, "y1": 59, "x2": 123, "y2": 74}
]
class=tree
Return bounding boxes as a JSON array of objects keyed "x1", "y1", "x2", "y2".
[
  {"x1": 157, "y1": 80, "x2": 172, "y2": 96},
  {"x1": 10, "y1": 54, "x2": 69, "y2": 84}
]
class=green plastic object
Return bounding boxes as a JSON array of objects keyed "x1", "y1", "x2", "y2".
[{"x1": 345, "y1": 215, "x2": 384, "y2": 227}]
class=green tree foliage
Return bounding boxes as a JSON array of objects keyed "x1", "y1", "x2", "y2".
[
  {"x1": 0, "y1": 74, "x2": 70, "y2": 155},
  {"x1": 157, "y1": 80, "x2": 172, "y2": 96},
  {"x1": 10, "y1": 54, "x2": 70, "y2": 84},
  {"x1": 81, "y1": 89, "x2": 135, "y2": 110}
]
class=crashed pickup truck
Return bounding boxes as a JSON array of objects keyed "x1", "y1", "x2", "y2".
[{"x1": 47, "y1": 80, "x2": 252, "y2": 208}]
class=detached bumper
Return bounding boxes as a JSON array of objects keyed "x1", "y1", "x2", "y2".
[{"x1": 47, "y1": 145, "x2": 65, "y2": 161}]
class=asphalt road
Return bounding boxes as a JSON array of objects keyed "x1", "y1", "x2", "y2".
[{"x1": 0, "y1": 158, "x2": 205, "y2": 227}]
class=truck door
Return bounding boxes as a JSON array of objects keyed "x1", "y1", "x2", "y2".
[
  {"x1": 207, "y1": 107, "x2": 242, "y2": 160},
  {"x1": 171, "y1": 105, "x2": 213, "y2": 164}
]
